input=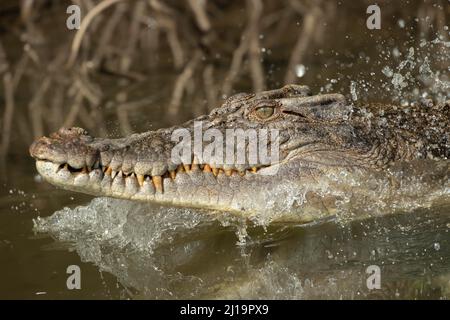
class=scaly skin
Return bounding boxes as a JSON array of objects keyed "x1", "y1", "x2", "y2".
[{"x1": 29, "y1": 85, "x2": 449, "y2": 223}]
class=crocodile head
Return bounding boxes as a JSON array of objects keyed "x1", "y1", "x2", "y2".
[{"x1": 29, "y1": 85, "x2": 449, "y2": 222}]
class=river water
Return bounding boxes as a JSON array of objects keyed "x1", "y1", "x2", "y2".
[{"x1": 0, "y1": 1, "x2": 449, "y2": 299}]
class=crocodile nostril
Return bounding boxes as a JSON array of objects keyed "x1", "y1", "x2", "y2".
[{"x1": 63, "y1": 127, "x2": 89, "y2": 135}]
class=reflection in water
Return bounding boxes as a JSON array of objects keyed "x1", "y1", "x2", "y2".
[{"x1": 34, "y1": 197, "x2": 450, "y2": 299}]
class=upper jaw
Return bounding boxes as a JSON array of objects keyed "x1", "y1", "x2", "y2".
[
  {"x1": 30, "y1": 126, "x2": 287, "y2": 208},
  {"x1": 30, "y1": 123, "x2": 284, "y2": 191}
]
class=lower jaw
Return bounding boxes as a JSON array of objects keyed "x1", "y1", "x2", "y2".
[
  {"x1": 35, "y1": 160, "x2": 335, "y2": 223},
  {"x1": 35, "y1": 160, "x2": 252, "y2": 214}
]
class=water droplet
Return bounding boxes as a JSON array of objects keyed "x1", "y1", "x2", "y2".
[
  {"x1": 382, "y1": 66, "x2": 393, "y2": 77},
  {"x1": 350, "y1": 81, "x2": 358, "y2": 101},
  {"x1": 295, "y1": 64, "x2": 306, "y2": 78},
  {"x1": 392, "y1": 48, "x2": 401, "y2": 57}
]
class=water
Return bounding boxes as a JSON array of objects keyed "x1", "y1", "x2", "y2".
[
  {"x1": 0, "y1": 1, "x2": 449, "y2": 299},
  {"x1": 32, "y1": 198, "x2": 450, "y2": 299}
]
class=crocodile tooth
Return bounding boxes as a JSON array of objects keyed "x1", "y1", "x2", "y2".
[
  {"x1": 169, "y1": 171, "x2": 176, "y2": 180},
  {"x1": 203, "y1": 164, "x2": 212, "y2": 173},
  {"x1": 212, "y1": 167, "x2": 218, "y2": 176},
  {"x1": 225, "y1": 169, "x2": 232, "y2": 176},
  {"x1": 125, "y1": 174, "x2": 139, "y2": 195},
  {"x1": 111, "y1": 171, "x2": 124, "y2": 193},
  {"x1": 81, "y1": 167, "x2": 88, "y2": 174},
  {"x1": 105, "y1": 166, "x2": 112, "y2": 175},
  {"x1": 142, "y1": 176, "x2": 155, "y2": 195},
  {"x1": 251, "y1": 167, "x2": 257, "y2": 173},
  {"x1": 183, "y1": 164, "x2": 191, "y2": 172},
  {"x1": 152, "y1": 176, "x2": 163, "y2": 193},
  {"x1": 191, "y1": 163, "x2": 199, "y2": 171},
  {"x1": 56, "y1": 164, "x2": 64, "y2": 173},
  {"x1": 176, "y1": 165, "x2": 185, "y2": 173},
  {"x1": 89, "y1": 169, "x2": 103, "y2": 187},
  {"x1": 238, "y1": 171, "x2": 245, "y2": 177},
  {"x1": 64, "y1": 163, "x2": 69, "y2": 170},
  {"x1": 111, "y1": 170, "x2": 118, "y2": 179},
  {"x1": 137, "y1": 174, "x2": 144, "y2": 187}
]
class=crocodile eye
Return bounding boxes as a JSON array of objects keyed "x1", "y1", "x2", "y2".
[{"x1": 255, "y1": 106, "x2": 275, "y2": 119}]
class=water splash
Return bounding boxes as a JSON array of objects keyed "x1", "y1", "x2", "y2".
[
  {"x1": 327, "y1": 36, "x2": 450, "y2": 104},
  {"x1": 33, "y1": 197, "x2": 450, "y2": 299}
]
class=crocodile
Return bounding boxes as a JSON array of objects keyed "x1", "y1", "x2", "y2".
[{"x1": 29, "y1": 85, "x2": 449, "y2": 223}]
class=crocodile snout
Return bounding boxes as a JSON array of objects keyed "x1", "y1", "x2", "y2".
[{"x1": 29, "y1": 127, "x2": 98, "y2": 169}]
